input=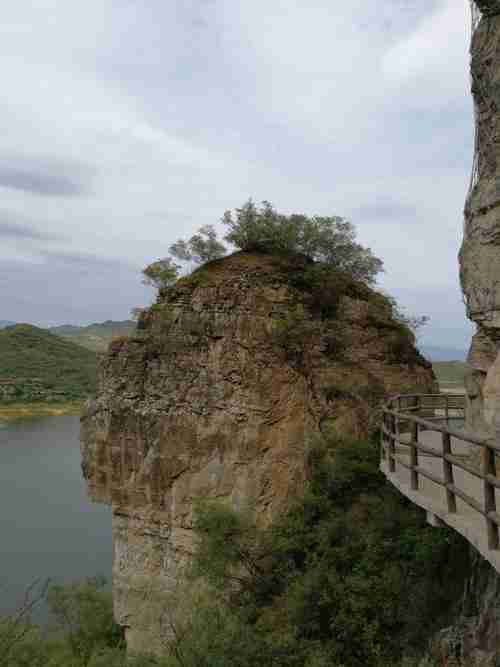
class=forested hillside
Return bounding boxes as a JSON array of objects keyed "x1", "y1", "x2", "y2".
[{"x1": 0, "y1": 324, "x2": 97, "y2": 403}]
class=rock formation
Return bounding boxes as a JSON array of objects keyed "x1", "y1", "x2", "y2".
[
  {"x1": 460, "y1": 2, "x2": 500, "y2": 433},
  {"x1": 431, "y1": 549, "x2": 500, "y2": 666},
  {"x1": 80, "y1": 251, "x2": 435, "y2": 653},
  {"x1": 430, "y1": 7, "x2": 500, "y2": 664},
  {"x1": 474, "y1": 0, "x2": 500, "y2": 17}
]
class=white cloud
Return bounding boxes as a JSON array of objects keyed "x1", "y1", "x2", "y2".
[
  {"x1": 0, "y1": 0, "x2": 476, "y2": 348},
  {"x1": 383, "y1": 0, "x2": 470, "y2": 106}
]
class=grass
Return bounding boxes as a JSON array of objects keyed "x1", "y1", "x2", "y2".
[{"x1": 0, "y1": 400, "x2": 84, "y2": 423}]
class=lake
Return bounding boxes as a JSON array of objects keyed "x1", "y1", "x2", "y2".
[{"x1": 0, "y1": 416, "x2": 111, "y2": 616}]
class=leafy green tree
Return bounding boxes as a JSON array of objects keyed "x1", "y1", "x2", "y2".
[
  {"x1": 46, "y1": 576, "x2": 123, "y2": 665},
  {"x1": 0, "y1": 580, "x2": 50, "y2": 667},
  {"x1": 142, "y1": 258, "x2": 180, "y2": 291},
  {"x1": 170, "y1": 225, "x2": 226, "y2": 265},
  {"x1": 0, "y1": 578, "x2": 128, "y2": 667},
  {"x1": 222, "y1": 200, "x2": 383, "y2": 284}
]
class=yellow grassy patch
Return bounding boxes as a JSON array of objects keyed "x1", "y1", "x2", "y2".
[{"x1": 0, "y1": 401, "x2": 84, "y2": 423}]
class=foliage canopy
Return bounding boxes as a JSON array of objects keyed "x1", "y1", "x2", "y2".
[
  {"x1": 143, "y1": 200, "x2": 384, "y2": 295},
  {"x1": 142, "y1": 258, "x2": 181, "y2": 291},
  {"x1": 222, "y1": 200, "x2": 383, "y2": 284},
  {"x1": 169, "y1": 225, "x2": 226, "y2": 265}
]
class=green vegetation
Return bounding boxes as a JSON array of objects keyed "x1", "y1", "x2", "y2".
[
  {"x1": 169, "y1": 225, "x2": 226, "y2": 265},
  {"x1": 143, "y1": 200, "x2": 385, "y2": 299},
  {"x1": 49, "y1": 320, "x2": 136, "y2": 353},
  {"x1": 1, "y1": 435, "x2": 469, "y2": 667},
  {"x1": 222, "y1": 200, "x2": 383, "y2": 284},
  {"x1": 176, "y1": 434, "x2": 469, "y2": 667},
  {"x1": 142, "y1": 258, "x2": 181, "y2": 292},
  {"x1": 0, "y1": 577, "x2": 129, "y2": 667},
  {"x1": 267, "y1": 262, "x2": 424, "y2": 371},
  {"x1": 0, "y1": 325, "x2": 97, "y2": 404}
]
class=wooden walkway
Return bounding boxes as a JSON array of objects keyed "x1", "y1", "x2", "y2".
[{"x1": 380, "y1": 395, "x2": 500, "y2": 574}]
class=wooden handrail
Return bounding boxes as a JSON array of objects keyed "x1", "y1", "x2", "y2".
[{"x1": 381, "y1": 393, "x2": 500, "y2": 552}]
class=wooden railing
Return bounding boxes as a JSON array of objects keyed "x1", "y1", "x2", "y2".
[{"x1": 381, "y1": 394, "x2": 500, "y2": 551}]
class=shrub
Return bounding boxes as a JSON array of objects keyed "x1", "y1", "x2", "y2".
[
  {"x1": 170, "y1": 225, "x2": 227, "y2": 265},
  {"x1": 142, "y1": 258, "x2": 180, "y2": 291},
  {"x1": 223, "y1": 200, "x2": 383, "y2": 284},
  {"x1": 0, "y1": 578, "x2": 128, "y2": 667},
  {"x1": 180, "y1": 434, "x2": 470, "y2": 667},
  {"x1": 46, "y1": 576, "x2": 124, "y2": 664}
]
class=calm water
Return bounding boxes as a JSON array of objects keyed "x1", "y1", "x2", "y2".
[{"x1": 0, "y1": 416, "x2": 111, "y2": 616}]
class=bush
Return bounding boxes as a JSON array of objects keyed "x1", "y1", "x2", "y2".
[
  {"x1": 290, "y1": 264, "x2": 375, "y2": 319},
  {"x1": 176, "y1": 435, "x2": 470, "y2": 667},
  {"x1": 170, "y1": 225, "x2": 227, "y2": 265},
  {"x1": 223, "y1": 200, "x2": 383, "y2": 284},
  {"x1": 0, "y1": 578, "x2": 126, "y2": 667},
  {"x1": 46, "y1": 576, "x2": 124, "y2": 665},
  {"x1": 142, "y1": 258, "x2": 180, "y2": 291}
]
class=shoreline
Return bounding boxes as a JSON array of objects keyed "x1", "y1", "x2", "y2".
[{"x1": 0, "y1": 401, "x2": 84, "y2": 423}]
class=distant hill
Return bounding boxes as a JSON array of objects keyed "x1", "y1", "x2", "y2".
[
  {"x1": 432, "y1": 360, "x2": 469, "y2": 392},
  {"x1": 0, "y1": 324, "x2": 97, "y2": 403},
  {"x1": 49, "y1": 319, "x2": 136, "y2": 352},
  {"x1": 0, "y1": 320, "x2": 16, "y2": 329},
  {"x1": 420, "y1": 345, "x2": 467, "y2": 362}
]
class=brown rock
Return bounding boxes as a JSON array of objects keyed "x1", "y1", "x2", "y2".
[
  {"x1": 80, "y1": 252, "x2": 435, "y2": 653},
  {"x1": 460, "y1": 12, "x2": 500, "y2": 431}
]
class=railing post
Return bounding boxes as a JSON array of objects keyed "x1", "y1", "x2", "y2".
[
  {"x1": 389, "y1": 412, "x2": 396, "y2": 474},
  {"x1": 445, "y1": 394, "x2": 449, "y2": 426},
  {"x1": 381, "y1": 412, "x2": 386, "y2": 462},
  {"x1": 442, "y1": 432, "x2": 456, "y2": 513},
  {"x1": 410, "y1": 421, "x2": 419, "y2": 490},
  {"x1": 483, "y1": 440, "x2": 499, "y2": 550},
  {"x1": 408, "y1": 396, "x2": 419, "y2": 490}
]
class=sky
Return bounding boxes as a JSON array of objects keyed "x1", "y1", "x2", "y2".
[{"x1": 0, "y1": 0, "x2": 475, "y2": 351}]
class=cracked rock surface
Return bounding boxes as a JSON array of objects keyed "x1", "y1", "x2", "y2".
[{"x1": 461, "y1": 12, "x2": 500, "y2": 434}]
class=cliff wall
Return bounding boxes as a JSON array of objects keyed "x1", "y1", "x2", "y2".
[
  {"x1": 80, "y1": 251, "x2": 435, "y2": 654},
  {"x1": 431, "y1": 551, "x2": 500, "y2": 666},
  {"x1": 461, "y1": 8, "x2": 500, "y2": 433}
]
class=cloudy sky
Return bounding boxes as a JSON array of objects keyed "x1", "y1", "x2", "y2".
[{"x1": 1, "y1": 0, "x2": 475, "y2": 351}]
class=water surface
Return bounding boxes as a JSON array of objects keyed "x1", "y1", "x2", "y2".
[{"x1": 0, "y1": 416, "x2": 111, "y2": 615}]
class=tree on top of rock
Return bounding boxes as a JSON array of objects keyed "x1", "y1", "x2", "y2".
[
  {"x1": 142, "y1": 257, "x2": 180, "y2": 290},
  {"x1": 169, "y1": 225, "x2": 227, "y2": 265},
  {"x1": 222, "y1": 200, "x2": 383, "y2": 285},
  {"x1": 144, "y1": 200, "x2": 383, "y2": 293}
]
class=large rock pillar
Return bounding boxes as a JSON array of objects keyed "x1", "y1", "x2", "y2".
[{"x1": 460, "y1": 3, "x2": 500, "y2": 432}]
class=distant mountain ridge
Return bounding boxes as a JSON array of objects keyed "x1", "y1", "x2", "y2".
[
  {"x1": 49, "y1": 319, "x2": 136, "y2": 352},
  {"x1": 0, "y1": 320, "x2": 16, "y2": 329},
  {"x1": 420, "y1": 344, "x2": 467, "y2": 362}
]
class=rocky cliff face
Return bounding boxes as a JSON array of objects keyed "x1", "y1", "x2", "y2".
[
  {"x1": 80, "y1": 251, "x2": 435, "y2": 654},
  {"x1": 431, "y1": 550, "x2": 500, "y2": 666},
  {"x1": 460, "y1": 7, "x2": 500, "y2": 433}
]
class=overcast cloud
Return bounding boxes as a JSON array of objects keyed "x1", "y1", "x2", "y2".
[{"x1": 0, "y1": 0, "x2": 475, "y2": 350}]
